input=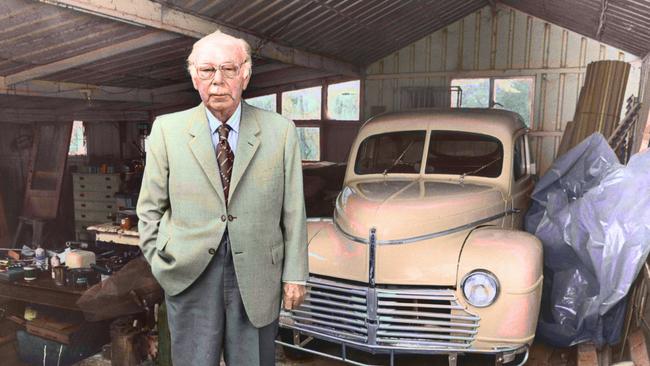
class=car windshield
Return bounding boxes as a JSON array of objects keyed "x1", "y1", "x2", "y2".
[
  {"x1": 425, "y1": 131, "x2": 503, "y2": 177},
  {"x1": 354, "y1": 131, "x2": 426, "y2": 175}
]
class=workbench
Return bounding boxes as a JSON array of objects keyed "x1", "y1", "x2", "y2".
[
  {"x1": 0, "y1": 273, "x2": 85, "y2": 312},
  {"x1": 87, "y1": 223, "x2": 139, "y2": 246}
]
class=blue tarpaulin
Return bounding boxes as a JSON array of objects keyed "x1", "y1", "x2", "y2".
[{"x1": 526, "y1": 133, "x2": 650, "y2": 346}]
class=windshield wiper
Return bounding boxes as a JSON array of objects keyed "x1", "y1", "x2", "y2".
[
  {"x1": 382, "y1": 141, "x2": 414, "y2": 175},
  {"x1": 458, "y1": 156, "x2": 502, "y2": 184}
]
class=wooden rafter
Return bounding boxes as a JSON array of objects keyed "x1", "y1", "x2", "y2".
[
  {"x1": 0, "y1": 108, "x2": 150, "y2": 123},
  {"x1": 0, "y1": 76, "x2": 197, "y2": 105}
]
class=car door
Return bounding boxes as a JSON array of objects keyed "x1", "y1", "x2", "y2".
[{"x1": 509, "y1": 133, "x2": 535, "y2": 228}]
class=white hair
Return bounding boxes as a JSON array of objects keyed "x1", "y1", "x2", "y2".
[{"x1": 186, "y1": 30, "x2": 252, "y2": 78}]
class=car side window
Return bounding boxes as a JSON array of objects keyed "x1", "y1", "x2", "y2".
[{"x1": 513, "y1": 136, "x2": 527, "y2": 181}]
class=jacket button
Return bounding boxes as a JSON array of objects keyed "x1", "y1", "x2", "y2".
[
  {"x1": 221, "y1": 215, "x2": 227, "y2": 222},
  {"x1": 208, "y1": 248, "x2": 216, "y2": 255},
  {"x1": 228, "y1": 215, "x2": 234, "y2": 222}
]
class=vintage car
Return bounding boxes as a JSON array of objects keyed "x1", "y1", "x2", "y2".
[{"x1": 279, "y1": 108, "x2": 543, "y2": 366}]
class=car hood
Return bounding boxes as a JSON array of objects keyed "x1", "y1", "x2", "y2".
[
  {"x1": 308, "y1": 179, "x2": 507, "y2": 285},
  {"x1": 336, "y1": 179, "x2": 505, "y2": 241}
]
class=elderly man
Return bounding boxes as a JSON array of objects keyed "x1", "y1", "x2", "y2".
[{"x1": 137, "y1": 30, "x2": 308, "y2": 366}]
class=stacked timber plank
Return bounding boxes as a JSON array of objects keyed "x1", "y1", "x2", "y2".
[{"x1": 559, "y1": 61, "x2": 631, "y2": 155}]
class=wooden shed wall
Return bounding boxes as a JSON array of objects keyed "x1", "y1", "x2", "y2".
[
  {"x1": 365, "y1": 4, "x2": 642, "y2": 175},
  {"x1": 0, "y1": 119, "x2": 142, "y2": 236},
  {"x1": 637, "y1": 54, "x2": 650, "y2": 153}
]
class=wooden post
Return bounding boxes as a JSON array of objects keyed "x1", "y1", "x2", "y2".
[
  {"x1": 0, "y1": 188, "x2": 8, "y2": 247},
  {"x1": 629, "y1": 329, "x2": 650, "y2": 366},
  {"x1": 577, "y1": 343, "x2": 599, "y2": 366}
]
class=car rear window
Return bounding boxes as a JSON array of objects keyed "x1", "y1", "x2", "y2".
[
  {"x1": 354, "y1": 131, "x2": 426, "y2": 175},
  {"x1": 425, "y1": 131, "x2": 503, "y2": 177}
]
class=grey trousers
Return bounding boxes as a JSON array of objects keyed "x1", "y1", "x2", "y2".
[{"x1": 165, "y1": 233, "x2": 278, "y2": 366}]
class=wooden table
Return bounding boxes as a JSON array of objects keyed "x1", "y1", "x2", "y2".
[
  {"x1": 88, "y1": 223, "x2": 139, "y2": 246},
  {"x1": 0, "y1": 272, "x2": 85, "y2": 311}
]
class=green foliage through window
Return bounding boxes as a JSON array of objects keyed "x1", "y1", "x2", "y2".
[
  {"x1": 282, "y1": 87, "x2": 321, "y2": 120},
  {"x1": 328, "y1": 80, "x2": 360, "y2": 120},
  {"x1": 451, "y1": 78, "x2": 489, "y2": 108},
  {"x1": 297, "y1": 127, "x2": 320, "y2": 161},
  {"x1": 451, "y1": 77, "x2": 534, "y2": 126},
  {"x1": 494, "y1": 78, "x2": 533, "y2": 127},
  {"x1": 246, "y1": 94, "x2": 276, "y2": 112}
]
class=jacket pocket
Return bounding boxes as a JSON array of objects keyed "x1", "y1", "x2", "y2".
[
  {"x1": 271, "y1": 244, "x2": 284, "y2": 265},
  {"x1": 155, "y1": 234, "x2": 170, "y2": 251},
  {"x1": 155, "y1": 235, "x2": 174, "y2": 263}
]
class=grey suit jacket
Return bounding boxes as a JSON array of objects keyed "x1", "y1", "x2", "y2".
[{"x1": 137, "y1": 102, "x2": 309, "y2": 327}]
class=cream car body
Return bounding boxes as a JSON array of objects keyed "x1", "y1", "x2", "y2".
[{"x1": 280, "y1": 109, "x2": 543, "y2": 366}]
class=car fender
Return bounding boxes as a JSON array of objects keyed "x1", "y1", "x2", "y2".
[{"x1": 457, "y1": 227, "x2": 543, "y2": 347}]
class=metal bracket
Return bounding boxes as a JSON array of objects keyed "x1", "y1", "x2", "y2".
[{"x1": 448, "y1": 353, "x2": 458, "y2": 366}]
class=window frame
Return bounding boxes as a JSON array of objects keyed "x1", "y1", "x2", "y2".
[
  {"x1": 245, "y1": 78, "x2": 363, "y2": 162},
  {"x1": 68, "y1": 120, "x2": 87, "y2": 157},
  {"x1": 451, "y1": 76, "x2": 536, "y2": 127},
  {"x1": 513, "y1": 135, "x2": 528, "y2": 181}
]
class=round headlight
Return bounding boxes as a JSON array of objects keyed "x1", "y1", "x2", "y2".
[{"x1": 462, "y1": 270, "x2": 499, "y2": 308}]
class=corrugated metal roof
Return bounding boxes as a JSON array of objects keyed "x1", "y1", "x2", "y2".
[
  {"x1": 502, "y1": 0, "x2": 650, "y2": 57},
  {"x1": 160, "y1": 0, "x2": 489, "y2": 65},
  {"x1": 1, "y1": 0, "x2": 648, "y2": 116},
  {"x1": 0, "y1": 0, "x2": 155, "y2": 76},
  {"x1": 45, "y1": 38, "x2": 195, "y2": 89}
]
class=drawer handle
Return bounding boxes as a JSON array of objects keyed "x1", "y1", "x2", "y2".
[
  {"x1": 107, "y1": 205, "x2": 113, "y2": 209},
  {"x1": 80, "y1": 193, "x2": 85, "y2": 197},
  {"x1": 106, "y1": 185, "x2": 112, "y2": 189},
  {"x1": 81, "y1": 203, "x2": 86, "y2": 207},
  {"x1": 81, "y1": 214, "x2": 86, "y2": 218},
  {"x1": 105, "y1": 195, "x2": 111, "y2": 199},
  {"x1": 105, "y1": 177, "x2": 110, "y2": 181},
  {"x1": 80, "y1": 185, "x2": 85, "y2": 189},
  {"x1": 79, "y1": 177, "x2": 85, "y2": 180}
]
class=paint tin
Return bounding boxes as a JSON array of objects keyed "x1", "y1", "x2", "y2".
[
  {"x1": 23, "y1": 266, "x2": 36, "y2": 281},
  {"x1": 69, "y1": 268, "x2": 100, "y2": 290},
  {"x1": 53, "y1": 266, "x2": 67, "y2": 286}
]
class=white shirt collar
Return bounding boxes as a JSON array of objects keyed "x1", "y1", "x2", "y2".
[{"x1": 206, "y1": 102, "x2": 241, "y2": 135}]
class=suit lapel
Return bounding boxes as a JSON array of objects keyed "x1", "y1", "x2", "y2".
[
  {"x1": 187, "y1": 104, "x2": 226, "y2": 204},
  {"x1": 229, "y1": 103, "x2": 260, "y2": 204}
]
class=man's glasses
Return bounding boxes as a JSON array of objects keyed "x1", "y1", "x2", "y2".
[{"x1": 195, "y1": 61, "x2": 246, "y2": 80}]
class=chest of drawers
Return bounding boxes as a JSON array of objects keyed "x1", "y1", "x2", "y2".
[{"x1": 72, "y1": 173, "x2": 120, "y2": 240}]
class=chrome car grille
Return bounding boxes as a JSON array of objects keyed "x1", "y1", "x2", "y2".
[
  {"x1": 290, "y1": 278, "x2": 370, "y2": 342},
  {"x1": 286, "y1": 277, "x2": 480, "y2": 349},
  {"x1": 375, "y1": 288, "x2": 479, "y2": 348}
]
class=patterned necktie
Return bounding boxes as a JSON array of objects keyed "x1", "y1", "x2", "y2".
[{"x1": 216, "y1": 124, "x2": 235, "y2": 204}]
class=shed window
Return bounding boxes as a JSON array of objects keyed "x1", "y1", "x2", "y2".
[
  {"x1": 246, "y1": 94, "x2": 276, "y2": 112},
  {"x1": 327, "y1": 80, "x2": 360, "y2": 120},
  {"x1": 297, "y1": 127, "x2": 320, "y2": 161},
  {"x1": 68, "y1": 120, "x2": 87, "y2": 156},
  {"x1": 282, "y1": 86, "x2": 321, "y2": 120},
  {"x1": 451, "y1": 77, "x2": 534, "y2": 126}
]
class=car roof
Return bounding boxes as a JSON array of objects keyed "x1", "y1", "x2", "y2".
[{"x1": 362, "y1": 108, "x2": 527, "y2": 137}]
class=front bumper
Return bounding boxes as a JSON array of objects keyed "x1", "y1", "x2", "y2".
[{"x1": 278, "y1": 276, "x2": 529, "y2": 365}]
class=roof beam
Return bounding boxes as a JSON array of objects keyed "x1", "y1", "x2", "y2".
[
  {"x1": 0, "y1": 108, "x2": 150, "y2": 123},
  {"x1": 0, "y1": 76, "x2": 198, "y2": 105},
  {"x1": 5, "y1": 32, "x2": 180, "y2": 85},
  {"x1": 37, "y1": 0, "x2": 361, "y2": 77},
  {"x1": 248, "y1": 66, "x2": 335, "y2": 89}
]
